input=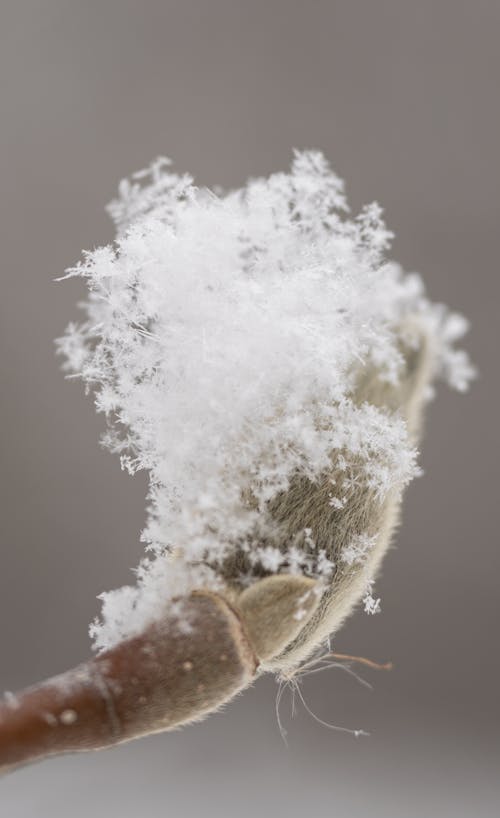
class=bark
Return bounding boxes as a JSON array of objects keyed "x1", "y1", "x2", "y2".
[{"x1": 0, "y1": 591, "x2": 258, "y2": 775}]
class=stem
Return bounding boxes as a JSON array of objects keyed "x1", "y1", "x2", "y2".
[{"x1": 0, "y1": 591, "x2": 258, "y2": 775}]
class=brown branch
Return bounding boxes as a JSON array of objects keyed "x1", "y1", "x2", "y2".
[
  {"x1": 0, "y1": 591, "x2": 258, "y2": 775},
  {"x1": 0, "y1": 575, "x2": 322, "y2": 775}
]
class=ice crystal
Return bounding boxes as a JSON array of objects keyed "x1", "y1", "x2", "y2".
[
  {"x1": 363, "y1": 581, "x2": 382, "y2": 615},
  {"x1": 341, "y1": 534, "x2": 378, "y2": 567},
  {"x1": 56, "y1": 151, "x2": 473, "y2": 649}
]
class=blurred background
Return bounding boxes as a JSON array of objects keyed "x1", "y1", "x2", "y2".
[{"x1": 0, "y1": 2, "x2": 498, "y2": 816}]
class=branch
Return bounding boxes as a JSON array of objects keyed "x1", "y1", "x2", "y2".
[
  {"x1": 0, "y1": 591, "x2": 257, "y2": 774},
  {"x1": 0, "y1": 575, "x2": 320, "y2": 775}
]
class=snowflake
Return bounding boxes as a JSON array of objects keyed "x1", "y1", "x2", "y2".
[
  {"x1": 363, "y1": 581, "x2": 381, "y2": 615},
  {"x1": 341, "y1": 534, "x2": 378, "y2": 566}
]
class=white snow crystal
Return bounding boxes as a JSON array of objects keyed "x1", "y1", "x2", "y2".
[
  {"x1": 363, "y1": 581, "x2": 382, "y2": 615},
  {"x1": 341, "y1": 534, "x2": 378, "y2": 567},
  {"x1": 56, "y1": 151, "x2": 473, "y2": 649}
]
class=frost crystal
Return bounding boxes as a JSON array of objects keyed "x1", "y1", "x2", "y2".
[
  {"x1": 56, "y1": 151, "x2": 473, "y2": 649},
  {"x1": 341, "y1": 534, "x2": 378, "y2": 567},
  {"x1": 363, "y1": 582, "x2": 382, "y2": 616}
]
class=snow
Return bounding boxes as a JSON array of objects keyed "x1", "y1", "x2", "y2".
[
  {"x1": 56, "y1": 151, "x2": 474, "y2": 650},
  {"x1": 59, "y1": 709, "x2": 78, "y2": 725},
  {"x1": 362, "y1": 581, "x2": 382, "y2": 615},
  {"x1": 341, "y1": 534, "x2": 378, "y2": 567}
]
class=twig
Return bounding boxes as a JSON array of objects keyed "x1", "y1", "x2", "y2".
[{"x1": 0, "y1": 591, "x2": 257, "y2": 775}]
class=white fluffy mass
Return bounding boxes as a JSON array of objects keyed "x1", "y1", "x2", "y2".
[{"x1": 57, "y1": 151, "x2": 474, "y2": 650}]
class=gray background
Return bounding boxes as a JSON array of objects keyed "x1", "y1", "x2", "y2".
[{"x1": 0, "y1": 2, "x2": 498, "y2": 816}]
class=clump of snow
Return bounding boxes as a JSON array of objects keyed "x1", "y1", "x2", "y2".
[
  {"x1": 56, "y1": 151, "x2": 474, "y2": 650},
  {"x1": 59, "y1": 709, "x2": 78, "y2": 725}
]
